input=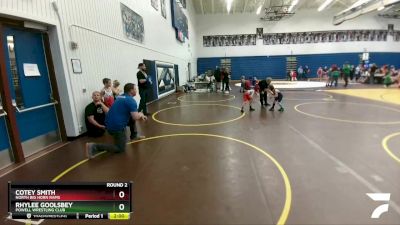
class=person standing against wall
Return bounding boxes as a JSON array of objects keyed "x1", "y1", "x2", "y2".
[
  {"x1": 86, "y1": 83, "x2": 147, "y2": 158},
  {"x1": 297, "y1": 66, "x2": 304, "y2": 80},
  {"x1": 112, "y1": 80, "x2": 122, "y2": 99},
  {"x1": 317, "y1": 67, "x2": 323, "y2": 81},
  {"x1": 101, "y1": 78, "x2": 115, "y2": 108},
  {"x1": 304, "y1": 65, "x2": 310, "y2": 80},
  {"x1": 137, "y1": 63, "x2": 151, "y2": 115}
]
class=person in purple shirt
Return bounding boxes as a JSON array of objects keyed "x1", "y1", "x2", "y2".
[{"x1": 85, "y1": 83, "x2": 147, "y2": 159}]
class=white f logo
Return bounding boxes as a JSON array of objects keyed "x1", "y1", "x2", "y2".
[{"x1": 366, "y1": 193, "x2": 391, "y2": 219}]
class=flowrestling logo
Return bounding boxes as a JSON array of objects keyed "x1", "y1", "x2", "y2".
[{"x1": 366, "y1": 193, "x2": 391, "y2": 219}]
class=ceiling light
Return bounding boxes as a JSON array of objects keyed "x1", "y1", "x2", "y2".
[
  {"x1": 318, "y1": 0, "x2": 334, "y2": 12},
  {"x1": 256, "y1": 5, "x2": 262, "y2": 14},
  {"x1": 340, "y1": 0, "x2": 373, "y2": 13},
  {"x1": 288, "y1": 0, "x2": 299, "y2": 12},
  {"x1": 377, "y1": 0, "x2": 385, "y2": 11},
  {"x1": 292, "y1": 0, "x2": 299, "y2": 5},
  {"x1": 227, "y1": 0, "x2": 233, "y2": 13}
]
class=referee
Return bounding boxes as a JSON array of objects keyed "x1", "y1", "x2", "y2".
[{"x1": 258, "y1": 77, "x2": 272, "y2": 107}]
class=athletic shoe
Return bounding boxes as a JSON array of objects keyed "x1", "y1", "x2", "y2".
[
  {"x1": 241, "y1": 108, "x2": 244, "y2": 113},
  {"x1": 266, "y1": 103, "x2": 271, "y2": 106},
  {"x1": 249, "y1": 107, "x2": 255, "y2": 111},
  {"x1": 279, "y1": 108, "x2": 284, "y2": 112},
  {"x1": 85, "y1": 143, "x2": 95, "y2": 159},
  {"x1": 269, "y1": 107, "x2": 274, "y2": 111}
]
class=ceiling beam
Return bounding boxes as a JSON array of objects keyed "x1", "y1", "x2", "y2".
[
  {"x1": 243, "y1": 0, "x2": 249, "y2": 12},
  {"x1": 334, "y1": 0, "x2": 400, "y2": 25},
  {"x1": 200, "y1": 0, "x2": 204, "y2": 14}
]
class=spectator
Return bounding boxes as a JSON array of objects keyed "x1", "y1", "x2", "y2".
[
  {"x1": 240, "y1": 76, "x2": 245, "y2": 93},
  {"x1": 317, "y1": 67, "x2": 323, "y2": 81},
  {"x1": 112, "y1": 80, "x2": 122, "y2": 99},
  {"x1": 214, "y1": 66, "x2": 221, "y2": 91},
  {"x1": 384, "y1": 71, "x2": 393, "y2": 88},
  {"x1": 355, "y1": 65, "x2": 361, "y2": 81},
  {"x1": 290, "y1": 70, "x2": 297, "y2": 81},
  {"x1": 350, "y1": 65, "x2": 355, "y2": 81},
  {"x1": 304, "y1": 65, "x2": 310, "y2": 80},
  {"x1": 297, "y1": 66, "x2": 304, "y2": 80},
  {"x1": 323, "y1": 66, "x2": 329, "y2": 80},
  {"x1": 137, "y1": 63, "x2": 152, "y2": 115},
  {"x1": 342, "y1": 62, "x2": 351, "y2": 87},
  {"x1": 370, "y1": 63, "x2": 378, "y2": 84},
  {"x1": 85, "y1": 91, "x2": 109, "y2": 137},
  {"x1": 330, "y1": 64, "x2": 340, "y2": 87},
  {"x1": 101, "y1": 78, "x2": 114, "y2": 107}
]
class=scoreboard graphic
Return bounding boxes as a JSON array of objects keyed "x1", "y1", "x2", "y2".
[{"x1": 8, "y1": 182, "x2": 132, "y2": 220}]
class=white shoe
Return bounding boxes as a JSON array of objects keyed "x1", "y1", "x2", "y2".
[{"x1": 85, "y1": 143, "x2": 95, "y2": 159}]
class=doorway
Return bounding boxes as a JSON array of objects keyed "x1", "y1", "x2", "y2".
[{"x1": 0, "y1": 26, "x2": 62, "y2": 166}]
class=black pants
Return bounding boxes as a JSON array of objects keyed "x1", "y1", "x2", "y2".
[
  {"x1": 330, "y1": 76, "x2": 339, "y2": 87},
  {"x1": 344, "y1": 74, "x2": 349, "y2": 87},
  {"x1": 274, "y1": 92, "x2": 283, "y2": 102},
  {"x1": 138, "y1": 88, "x2": 149, "y2": 114},
  {"x1": 91, "y1": 129, "x2": 127, "y2": 154},
  {"x1": 271, "y1": 93, "x2": 283, "y2": 108},
  {"x1": 87, "y1": 127, "x2": 105, "y2": 137},
  {"x1": 224, "y1": 81, "x2": 229, "y2": 91},
  {"x1": 260, "y1": 91, "x2": 268, "y2": 105}
]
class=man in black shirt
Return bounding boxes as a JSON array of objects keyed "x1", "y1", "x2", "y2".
[
  {"x1": 258, "y1": 77, "x2": 272, "y2": 107},
  {"x1": 85, "y1": 91, "x2": 109, "y2": 137},
  {"x1": 137, "y1": 63, "x2": 151, "y2": 115},
  {"x1": 214, "y1": 67, "x2": 221, "y2": 91},
  {"x1": 222, "y1": 68, "x2": 230, "y2": 92}
]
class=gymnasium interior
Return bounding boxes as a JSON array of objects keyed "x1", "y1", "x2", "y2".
[{"x1": 0, "y1": 0, "x2": 400, "y2": 224}]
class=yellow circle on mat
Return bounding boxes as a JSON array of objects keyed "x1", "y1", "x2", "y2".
[
  {"x1": 52, "y1": 133, "x2": 292, "y2": 225},
  {"x1": 152, "y1": 104, "x2": 245, "y2": 126},
  {"x1": 382, "y1": 132, "x2": 400, "y2": 164},
  {"x1": 177, "y1": 94, "x2": 236, "y2": 103},
  {"x1": 380, "y1": 92, "x2": 400, "y2": 102},
  {"x1": 294, "y1": 102, "x2": 400, "y2": 125}
]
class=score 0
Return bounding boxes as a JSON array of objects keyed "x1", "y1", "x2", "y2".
[{"x1": 118, "y1": 190, "x2": 125, "y2": 199}]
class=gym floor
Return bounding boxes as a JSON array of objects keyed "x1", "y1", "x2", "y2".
[{"x1": 1, "y1": 84, "x2": 400, "y2": 225}]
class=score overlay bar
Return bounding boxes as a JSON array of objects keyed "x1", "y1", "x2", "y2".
[{"x1": 8, "y1": 182, "x2": 132, "y2": 220}]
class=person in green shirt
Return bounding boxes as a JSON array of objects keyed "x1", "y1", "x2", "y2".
[
  {"x1": 342, "y1": 62, "x2": 351, "y2": 87},
  {"x1": 384, "y1": 72, "x2": 393, "y2": 88},
  {"x1": 330, "y1": 65, "x2": 340, "y2": 87}
]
